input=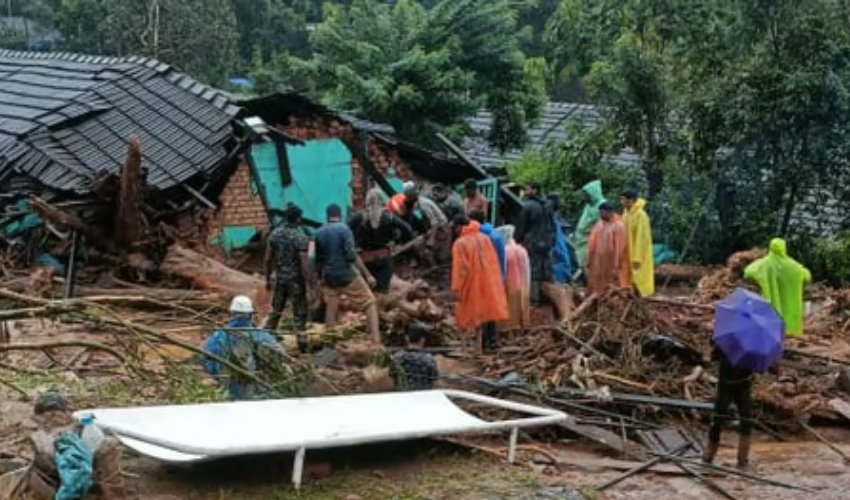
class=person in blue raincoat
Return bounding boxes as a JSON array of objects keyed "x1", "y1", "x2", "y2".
[
  {"x1": 202, "y1": 295, "x2": 285, "y2": 400},
  {"x1": 547, "y1": 195, "x2": 572, "y2": 284}
]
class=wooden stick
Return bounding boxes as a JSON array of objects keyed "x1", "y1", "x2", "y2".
[
  {"x1": 0, "y1": 341, "x2": 126, "y2": 363},
  {"x1": 800, "y1": 420, "x2": 850, "y2": 463}
]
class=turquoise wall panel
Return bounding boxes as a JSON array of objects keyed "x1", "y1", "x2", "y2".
[
  {"x1": 249, "y1": 142, "x2": 286, "y2": 214},
  {"x1": 284, "y1": 139, "x2": 353, "y2": 222}
]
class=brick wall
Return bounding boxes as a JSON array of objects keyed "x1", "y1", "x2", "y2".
[
  {"x1": 205, "y1": 158, "x2": 269, "y2": 249},
  {"x1": 282, "y1": 114, "x2": 413, "y2": 210}
]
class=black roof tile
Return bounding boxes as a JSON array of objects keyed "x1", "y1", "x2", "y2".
[{"x1": 0, "y1": 49, "x2": 240, "y2": 194}]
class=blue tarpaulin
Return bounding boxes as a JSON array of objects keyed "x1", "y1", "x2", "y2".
[{"x1": 55, "y1": 431, "x2": 94, "y2": 500}]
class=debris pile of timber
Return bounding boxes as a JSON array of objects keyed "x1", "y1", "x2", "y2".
[
  {"x1": 696, "y1": 249, "x2": 766, "y2": 301},
  {"x1": 480, "y1": 288, "x2": 850, "y2": 430}
]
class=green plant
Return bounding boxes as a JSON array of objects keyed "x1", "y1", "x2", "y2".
[
  {"x1": 507, "y1": 122, "x2": 641, "y2": 220},
  {"x1": 795, "y1": 233, "x2": 850, "y2": 287}
]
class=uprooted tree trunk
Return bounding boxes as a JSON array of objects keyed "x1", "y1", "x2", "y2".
[
  {"x1": 113, "y1": 136, "x2": 147, "y2": 249},
  {"x1": 159, "y1": 244, "x2": 268, "y2": 309},
  {"x1": 29, "y1": 195, "x2": 114, "y2": 254}
]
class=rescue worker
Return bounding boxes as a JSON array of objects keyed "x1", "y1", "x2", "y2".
[
  {"x1": 586, "y1": 202, "x2": 629, "y2": 296},
  {"x1": 621, "y1": 189, "x2": 655, "y2": 297},
  {"x1": 702, "y1": 340, "x2": 755, "y2": 470},
  {"x1": 389, "y1": 323, "x2": 439, "y2": 391},
  {"x1": 451, "y1": 215, "x2": 508, "y2": 355},
  {"x1": 470, "y1": 209, "x2": 506, "y2": 351},
  {"x1": 417, "y1": 193, "x2": 453, "y2": 268},
  {"x1": 264, "y1": 204, "x2": 313, "y2": 352},
  {"x1": 202, "y1": 295, "x2": 285, "y2": 400},
  {"x1": 430, "y1": 183, "x2": 464, "y2": 221},
  {"x1": 744, "y1": 238, "x2": 811, "y2": 337},
  {"x1": 348, "y1": 188, "x2": 413, "y2": 295},
  {"x1": 386, "y1": 185, "x2": 420, "y2": 229},
  {"x1": 496, "y1": 225, "x2": 531, "y2": 330},
  {"x1": 547, "y1": 194, "x2": 573, "y2": 284},
  {"x1": 516, "y1": 182, "x2": 556, "y2": 306},
  {"x1": 575, "y1": 180, "x2": 606, "y2": 274},
  {"x1": 315, "y1": 204, "x2": 381, "y2": 343},
  {"x1": 463, "y1": 179, "x2": 490, "y2": 220}
]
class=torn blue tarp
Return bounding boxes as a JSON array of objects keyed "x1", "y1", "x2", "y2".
[
  {"x1": 55, "y1": 431, "x2": 94, "y2": 500},
  {"x1": 653, "y1": 244, "x2": 679, "y2": 266}
]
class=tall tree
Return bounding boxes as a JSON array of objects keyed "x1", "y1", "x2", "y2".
[
  {"x1": 265, "y1": 0, "x2": 546, "y2": 151},
  {"x1": 56, "y1": 0, "x2": 107, "y2": 54},
  {"x1": 102, "y1": 0, "x2": 238, "y2": 85}
]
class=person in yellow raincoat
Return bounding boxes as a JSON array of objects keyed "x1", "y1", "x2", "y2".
[
  {"x1": 744, "y1": 238, "x2": 811, "y2": 337},
  {"x1": 574, "y1": 180, "x2": 606, "y2": 273},
  {"x1": 621, "y1": 189, "x2": 655, "y2": 297}
]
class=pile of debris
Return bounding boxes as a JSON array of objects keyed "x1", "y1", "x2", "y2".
[
  {"x1": 480, "y1": 254, "x2": 850, "y2": 432},
  {"x1": 695, "y1": 249, "x2": 765, "y2": 301}
]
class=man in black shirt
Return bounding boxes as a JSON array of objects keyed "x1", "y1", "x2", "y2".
[
  {"x1": 703, "y1": 343, "x2": 754, "y2": 469},
  {"x1": 315, "y1": 204, "x2": 381, "y2": 343},
  {"x1": 348, "y1": 189, "x2": 413, "y2": 294},
  {"x1": 516, "y1": 182, "x2": 556, "y2": 305}
]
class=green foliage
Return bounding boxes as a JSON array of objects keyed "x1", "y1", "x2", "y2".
[
  {"x1": 507, "y1": 123, "x2": 640, "y2": 217},
  {"x1": 56, "y1": 0, "x2": 107, "y2": 54},
  {"x1": 542, "y1": 0, "x2": 850, "y2": 263},
  {"x1": 101, "y1": 0, "x2": 239, "y2": 86},
  {"x1": 270, "y1": 0, "x2": 545, "y2": 151},
  {"x1": 793, "y1": 233, "x2": 850, "y2": 287}
]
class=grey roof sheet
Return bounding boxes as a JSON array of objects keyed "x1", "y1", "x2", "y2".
[
  {"x1": 0, "y1": 50, "x2": 239, "y2": 194},
  {"x1": 461, "y1": 102, "x2": 641, "y2": 169}
]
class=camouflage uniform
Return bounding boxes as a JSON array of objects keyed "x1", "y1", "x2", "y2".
[
  {"x1": 389, "y1": 350, "x2": 439, "y2": 391},
  {"x1": 266, "y1": 224, "x2": 309, "y2": 348}
]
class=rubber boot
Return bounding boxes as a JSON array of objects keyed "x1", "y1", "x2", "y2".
[
  {"x1": 737, "y1": 435, "x2": 751, "y2": 470},
  {"x1": 702, "y1": 441, "x2": 719, "y2": 464},
  {"x1": 296, "y1": 333, "x2": 309, "y2": 355}
]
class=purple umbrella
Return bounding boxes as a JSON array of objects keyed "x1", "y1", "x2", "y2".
[{"x1": 713, "y1": 288, "x2": 785, "y2": 373}]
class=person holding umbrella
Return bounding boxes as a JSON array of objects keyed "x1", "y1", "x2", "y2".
[{"x1": 703, "y1": 288, "x2": 785, "y2": 470}]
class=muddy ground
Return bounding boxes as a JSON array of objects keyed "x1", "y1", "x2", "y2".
[
  {"x1": 123, "y1": 435, "x2": 850, "y2": 499},
  {"x1": 5, "y1": 388, "x2": 850, "y2": 500}
]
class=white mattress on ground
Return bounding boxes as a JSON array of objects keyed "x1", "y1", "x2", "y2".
[{"x1": 75, "y1": 390, "x2": 566, "y2": 464}]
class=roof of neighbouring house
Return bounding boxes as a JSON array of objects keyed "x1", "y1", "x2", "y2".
[
  {"x1": 0, "y1": 50, "x2": 241, "y2": 194},
  {"x1": 462, "y1": 101, "x2": 642, "y2": 169},
  {"x1": 240, "y1": 92, "x2": 396, "y2": 135}
]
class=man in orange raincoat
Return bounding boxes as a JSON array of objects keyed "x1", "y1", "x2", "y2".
[
  {"x1": 451, "y1": 215, "x2": 508, "y2": 354},
  {"x1": 587, "y1": 202, "x2": 630, "y2": 296}
]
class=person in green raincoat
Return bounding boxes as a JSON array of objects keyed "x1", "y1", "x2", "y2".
[
  {"x1": 744, "y1": 238, "x2": 811, "y2": 337},
  {"x1": 574, "y1": 180, "x2": 606, "y2": 273}
]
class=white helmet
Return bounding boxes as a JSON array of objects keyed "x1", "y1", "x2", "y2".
[{"x1": 229, "y1": 295, "x2": 254, "y2": 314}]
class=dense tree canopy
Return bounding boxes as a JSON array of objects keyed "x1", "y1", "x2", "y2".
[
  {"x1": 6, "y1": 0, "x2": 850, "y2": 271},
  {"x1": 524, "y1": 0, "x2": 850, "y2": 265},
  {"x1": 259, "y1": 0, "x2": 546, "y2": 151}
]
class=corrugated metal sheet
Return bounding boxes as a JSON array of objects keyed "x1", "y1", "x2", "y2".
[{"x1": 0, "y1": 49, "x2": 240, "y2": 194}]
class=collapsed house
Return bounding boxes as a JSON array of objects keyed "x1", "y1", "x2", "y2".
[
  {"x1": 0, "y1": 50, "x2": 521, "y2": 284},
  {"x1": 204, "y1": 92, "x2": 518, "y2": 255}
]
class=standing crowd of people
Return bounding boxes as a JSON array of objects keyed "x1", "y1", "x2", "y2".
[
  {"x1": 198, "y1": 174, "x2": 819, "y2": 473},
  {"x1": 202, "y1": 177, "x2": 663, "y2": 393}
]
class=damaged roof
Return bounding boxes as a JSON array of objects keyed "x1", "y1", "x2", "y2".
[{"x1": 0, "y1": 50, "x2": 241, "y2": 194}]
